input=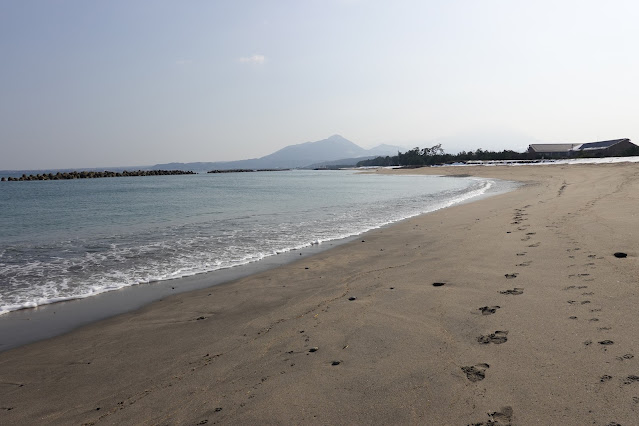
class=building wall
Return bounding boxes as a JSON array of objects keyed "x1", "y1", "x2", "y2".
[{"x1": 529, "y1": 140, "x2": 638, "y2": 159}]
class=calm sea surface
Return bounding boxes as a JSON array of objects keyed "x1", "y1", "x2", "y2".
[{"x1": 0, "y1": 170, "x2": 515, "y2": 315}]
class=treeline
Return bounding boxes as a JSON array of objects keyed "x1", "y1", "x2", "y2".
[
  {"x1": 356, "y1": 144, "x2": 529, "y2": 167},
  {"x1": 1, "y1": 169, "x2": 196, "y2": 182}
]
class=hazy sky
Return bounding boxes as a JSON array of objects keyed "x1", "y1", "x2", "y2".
[{"x1": 2, "y1": 0, "x2": 638, "y2": 169}]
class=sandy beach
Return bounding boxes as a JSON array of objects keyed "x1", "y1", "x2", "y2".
[{"x1": 1, "y1": 163, "x2": 638, "y2": 425}]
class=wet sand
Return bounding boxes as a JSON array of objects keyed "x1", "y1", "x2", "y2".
[{"x1": 1, "y1": 163, "x2": 639, "y2": 425}]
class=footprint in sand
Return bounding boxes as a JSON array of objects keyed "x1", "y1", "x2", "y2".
[
  {"x1": 623, "y1": 375, "x2": 639, "y2": 385},
  {"x1": 477, "y1": 330, "x2": 508, "y2": 344},
  {"x1": 478, "y1": 306, "x2": 501, "y2": 315},
  {"x1": 617, "y1": 354, "x2": 634, "y2": 361},
  {"x1": 504, "y1": 273, "x2": 518, "y2": 279},
  {"x1": 528, "y1": 242, "x2": 540, "y2": 248},
  {"x1": 461, "y1": 363, "x2": 490, "y2": 382},
  {"x1": 500, "y1": 288, "x2": 523, "y2": 295},
  {"x1": 471, "y1": 406, "x2": 513, "y2": 426}
]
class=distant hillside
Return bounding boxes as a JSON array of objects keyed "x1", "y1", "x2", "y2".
[{"x1": 152, "y1": 135, "x2": 403, "y2": 171}]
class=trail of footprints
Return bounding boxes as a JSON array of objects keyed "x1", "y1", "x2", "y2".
[
  {"x1": 565, "y1": 245, "x2": 639, "y2": 415},
  {"x1": 468, "y1": 204, "x2": 636, "y2": 425},
  {"x1": 466, "y1": 205, "x2": 533, "y2": 425}
]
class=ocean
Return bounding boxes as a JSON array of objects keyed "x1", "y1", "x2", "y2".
[{"x1": 0, "y1": 170, "x2": 516, "y2": 317}]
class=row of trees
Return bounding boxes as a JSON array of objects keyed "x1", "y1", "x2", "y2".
[{"x1": 357, "y1": 144, "x2": 530, "y2": 167}]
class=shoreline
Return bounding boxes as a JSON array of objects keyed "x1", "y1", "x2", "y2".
[
  {"x1": 0, "y1": 234, "x2": 358, "y2": 353},
  {"x1": 0, "y1": 173, "x2": 514, "y2": 352},
  {"x1": 2, "y1": 163, "x2": 639, "y2": 424}
]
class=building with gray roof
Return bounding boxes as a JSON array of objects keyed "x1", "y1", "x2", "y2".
[{"x1": 528, "y1": 139, "x2": 636, "y2": 158}]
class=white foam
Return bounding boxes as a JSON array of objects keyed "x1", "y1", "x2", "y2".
[{"x1": 0, "y1": 175, "x2": 511, "y2": 316}]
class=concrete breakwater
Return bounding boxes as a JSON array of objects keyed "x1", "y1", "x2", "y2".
[{"x1": 1, "y1": 170, "x2": 196, "y2": 181}]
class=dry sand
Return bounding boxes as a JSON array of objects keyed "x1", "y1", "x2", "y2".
[{"x1": 1, "y1": 163, "x2": 639, "y2": 425}]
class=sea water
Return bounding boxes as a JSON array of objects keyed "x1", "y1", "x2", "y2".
[{"x1": 0, "y1": 170, "x2": 515, "y2": 315}]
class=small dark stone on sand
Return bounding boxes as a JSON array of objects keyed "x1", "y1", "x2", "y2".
[
  {"x1": 348, "y1": 296, "x2": 357, "y2": 301},
  {"x1": 600, "y1": 375, "x2": 613, "y2": 382},
  {"x1": 309, "y1": 347, "x2": 319, "y2": 352},
  {"x1": 504, "y1": 273, "x2": 518, "y2": 279},
  {"x1": 96, "y1": 407, "x2": 100, "y2": 411},
  {"x1": 390, "y1": 287, "x2": 395, "y2": 290},
  {"x1": 305, "y1": 267, "x2": 309, "y2": 269},
  {"x1": 569, "y1": 316, "x2": 577, "y2": 319},
  {"x1": 599, "y1": 340, "x2": 614, "y2": 345},
  {"x1": 432, "y1": 282, "x2": 446, "y2": 287},
  {"x1": 614, "y1": 252, "x2": 628, "y2": 258},
  {"x1": 331, "y1": 361, "x2": 341, "y2": 366},
  {"x1": 215, "y1": 407, "x2": 223, "y2": 412},
  {"x1": 196, "y1": 316, "x2": 206, "y2": 320}
]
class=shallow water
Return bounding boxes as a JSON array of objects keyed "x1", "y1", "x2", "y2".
[{"x1": 0, "y1": 170, "x2": 515, "y2": 315}]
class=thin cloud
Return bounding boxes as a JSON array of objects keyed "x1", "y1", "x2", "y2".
[{"x1": 239, "y1": 54, "x2": 266, "y2": 65}]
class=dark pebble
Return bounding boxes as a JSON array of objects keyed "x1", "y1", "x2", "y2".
[
  {"x1": 432, "y1": 282, "x2": 445, "y2": 287},
  {"x1": 331, "y1": 361, "x2": 341, "y2": 366},
  {"x1": 614, "y1": 252, "x2": 628, "y2": 258},
  {"x1": 348, "y1": 296, "x2": 357, "y2": 301},
  {"x1": 309, "y1": 347, "x2": 318, "y2": 352}
]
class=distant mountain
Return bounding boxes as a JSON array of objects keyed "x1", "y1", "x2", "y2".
[{"x1": 152, "y1": 135, "x2": 403, "y2": 171}]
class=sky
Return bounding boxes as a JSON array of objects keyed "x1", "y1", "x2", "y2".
[{"x1": 2, "y1": 0, "x2": 639, "y2": 169}]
